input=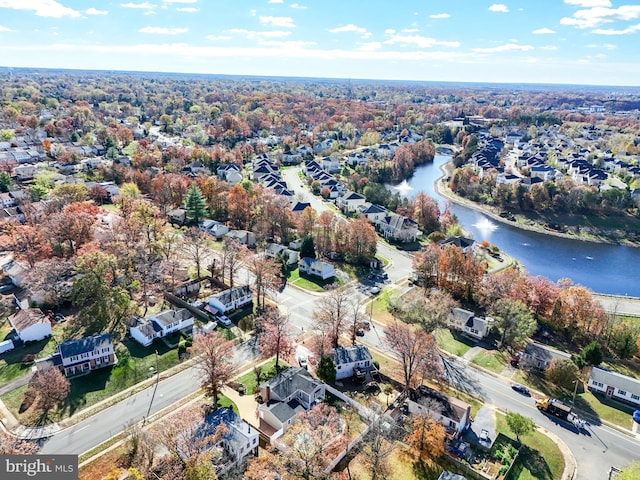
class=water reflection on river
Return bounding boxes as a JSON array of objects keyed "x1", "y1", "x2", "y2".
[{"x1": 387, "y1": 155, "x2": 640, "y2": 296}]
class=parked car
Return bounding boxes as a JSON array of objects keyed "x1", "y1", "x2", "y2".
[
  {"x1": 0, "y1": 283, "x2": 15, "y2": 293},
  {"x1": 355, "y1": 328, "x2": 365, "y2": 337},
  {"x1": 365, "y1": 381, "x2": 381, "y2": 394},
  {"x1": 511, "y1": 383, "x2": 530, "y2": 396},
  {"x1": 54, "y1": 313, "x2": 66, "y2": 323},
  {"x1": 633, "y1": 410, "x2": 640, "y2": 423},
  {"x1": 298, "y1": 356, "x2": 308, "y2": 369},
  {"x1": 217, "y1": 314, "x2": 232, "y2": 327},
  {"x1": 369, "y1": 286, "x2": 381, "y2": 295}
]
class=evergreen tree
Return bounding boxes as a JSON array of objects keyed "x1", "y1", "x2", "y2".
[
  {"x1": 300, "y1": 234, "x2": 316, "y2": 259},
  {"x1": 184, "y1": 184, "x2": 208, "y2": 225},
  {"x1": 316, "y1": 355, "x2": 336, "y2": 384}
]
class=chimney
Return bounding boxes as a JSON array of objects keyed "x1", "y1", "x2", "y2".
[{"x1": 265, "y1": 386, "x2": 270, "y2": 402}]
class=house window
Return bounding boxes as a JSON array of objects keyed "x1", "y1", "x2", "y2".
[
  {"x1": 337, "y1": 366, "x2": 341, "y2": 370},
  {"x1": 253, "y1": 438, "x2": 257, "y2": 445},
  {"x1": 631, "y1": 394, "x2": 639, "y2": 401},
  {"x1": 618, "y1": 390, "x2": 627, "y2": 396}
]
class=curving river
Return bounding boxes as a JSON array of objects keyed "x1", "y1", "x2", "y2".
[{"x1": 389, "y1": 155, "x2": 640, "y2": 296}]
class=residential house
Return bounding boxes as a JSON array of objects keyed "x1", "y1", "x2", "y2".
[
  {"x1": 57, "y1": 333, "x2": 117, "y2": 376},
  {"x1": 291, "y1": 201, "x2": 312, "y2": 214},
  {"x1": 336, "y1": 191, "x2": 367, "y2": 213},
  {"x1": 379, "y1": 215, "x2": 419, "y2": 243},
  {"x1": 258, "y1": 367, "x2": 326, "y2": 441},
  {"x1": 320, "y1": 156, "x2": 341, "y2": 173},
  {"x1": 130, "y1": 309, "x2": 194, "y2": 347},
  {"x1": 448, "y1": 308, "x2": 493, "y2": 340},
  {"x1": 298, "y1": 257, "x2": 335, "y2": 280},
  {"x1": 224, "y1": 230, "x2": 256, "y2": 248},
  {"x1": 437, "y1": 472, "x2": 468, "y2": 480},
  {"x1": 13, "y1": 164, "x2": 37, "y2": 181},
  {"x1": 404, "y1": 385, "x2": 471, "y2": 438},
  {"x1": 331, "y1": 345, "x2": 375, "y2": 380},
  {"x1": 7, "y1": 308, "x2": 52, "y2": 342},
  {"x1": 347, "y1": 152, "x2": 369, "y2": 167},
  {"x1": 206, "y1": 285, "x2": 253, "y2": 314},
  {"x1": 167, "y1": 208, "x2": 187, "y2": 226},
  {"x1": 185, "y1": 408, "x2": 258, "y2": 475},
  {"x1": 265, "y1": 243, "x2": 299, "y2": 266},
  {"x1": 520, "y1": 341, "x2": 571, "y2": 370},
  {"x1": 440, "y1": 236, "x2": 476, "y2": 254},
  {"x1": 588, "y1": 367, "x2": 640, "y2": 407},
  {"x1": 217, "y1": 164, "x2": 241, "y2": 181},
  {"x1": 358, "y1": 203, "x2": 388, "y2": 224}
]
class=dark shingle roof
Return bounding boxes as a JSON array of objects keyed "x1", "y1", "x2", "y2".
[
  {"x1": 332, "y1": 345, "x2": 372, "y2": 366},
  {"x1": 58, "y1": 333, "x2": 113, "y2": 359},
  {"x1": 152, "y1": 309, "x2": 192, "y2": 328}
]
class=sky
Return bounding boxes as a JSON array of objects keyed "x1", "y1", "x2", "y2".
[{"x1": 0, "y1": 0, "x2": 639, "y2": 86}]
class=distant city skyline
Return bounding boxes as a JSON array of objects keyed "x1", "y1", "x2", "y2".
[{"x1": 0, "y1": 0, "x2": 639, "y2": 86}]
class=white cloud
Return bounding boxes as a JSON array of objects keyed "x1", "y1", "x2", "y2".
[
  {"x1": 488, "y1": 4, "x2": 509, "y2": 13},
  {"x1": 402, "y1": 28, "x2": 419, "y2": 33},
  {"x1": 86, "y1": 8, "x2": 108, "y2": 15},
  {"x1": 229, "y1": 28, "x2": 292, "y2": 40},
  {"x1": 430, "y1": 13, "x2": 450, "y2": 19},
  {"x1": 268, "y1": 0, "x2": 284, "y2": 3},
  {"x1": 357, "y1": 41, "x2": 382, "y2": 52},
  {"x1": 176, "y1": 7, "x2": 198, "y2": 12},
  {"x1": 290, "y1": 3, "x2": 306, "y2": 9},
  {"x1": 0, "y1": 0, "x2": 81, "y2": 18},
  {"x1": 205, "y1": 35, "x2": 232, "y2": 41},
  {"x1": 329, "y1": 24, "x2": 367, "y2": 34},
  {"x1": 385, "y1": 34, "x2": 460, "y2": 48},
  {"x1": 473, "y1": 43, "x2": 534, "y2": 53},
  {"x1": 561, "y1": 5, "x2": 640, "y2": 29},
  {"x1": 0, "y1": 25, "x2": 12, "y2": 31},
  {"x1": 139, "y1": 26, "x2": 188, "y2": 34},
  {"x1": 257, "y1": 40, "x2": 315, "y2": 48},
  {"x1": 259, "y1": 16, "x2": 295, "y2": 28},
  {"x1": 532, "y1": 27, "x2": 556, "y2": 34},
  {"x1": 384, "y1": 29, "x2": 396, "y2": 34},
  {"x1": 162, "y1": 0, "x2": 196, "y2": 3},
  {"x1": 586, "y1": 42, "x2": 617, "y2": 48},
  {"x1": 250, "y1": 9, "x2": 256, "y2": 16},
  {"x1": 121, "y1": 2, "x2": 156, "y2": 8},
  {"x1": 539, "y1": 45, "x2": 558, "y2": 50},
  {"x1": 564, "y1": 0, "x2": 611, "y2": 7},
  {"x1": 593, "y1": 23, "x2": 640, "y2": 34}
]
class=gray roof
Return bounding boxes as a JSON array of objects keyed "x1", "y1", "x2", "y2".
[
  {"x1": 590, "y1": 367, "x2": 640, "y2": 395},
  {"x1": 332, "y1": 345, "x2": 372, "y2": 366},
  {"x1": 58, "y1": 333, "x2": 113, "y2": 359},
  {"x1": 523, "y1": 342, "x2": 571, "y2": 363},
  {"x1": 451, "y1": 308, "x2": 474, "y2": 324},
  {"x1": 152, "y1": 309, "x2": 192, "y2": 328},
  {"x1": 267, "y1": 399, "x2": 306, "y2": 423},
  {"x1": 262, "y1": 367, "x2": 322, "y2": 399},
  {"x1": 134, "y1": 319, "x2": 160, "y2": 337},
  {"x1": 441, "y1": 236, "x2": 475, "y2": 250},
  {"x1": 210, "y1": 285, "x2": 251, "y2": 306},
  {"x1": 411, "y1": 385, "x2": 470, "y2": 424},
  {"x1": 438, "y1": 473, "x2": 468, "y2": 480}
]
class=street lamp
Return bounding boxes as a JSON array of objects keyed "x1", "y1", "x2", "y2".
[
  {"x1": 144, "y1": 350, "x2": 159, "y2": 423},
  {"x1": 572, "y1": 378, "x2": 581, "y2": 405}
]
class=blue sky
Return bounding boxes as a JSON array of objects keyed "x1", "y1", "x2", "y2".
[{"x1": 0, "y1": 0, "x2": 639, "y2": 86}]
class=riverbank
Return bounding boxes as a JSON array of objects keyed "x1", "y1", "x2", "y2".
[{"x1": 435, "y1": 161, "x2": 640, "y2": 248}]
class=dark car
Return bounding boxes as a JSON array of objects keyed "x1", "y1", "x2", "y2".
[
  {"x1": 511, "y1": 383, "x2": 530, "y2": 396},
  {"x1": 633, "y1": 410, "x2": 640, "y2": 423},
  {"x1": 355, "y1": 328, "x2": 365, "y2": 337},
  {"x1": 0, "y1": 283, "x2": 15, "y2": 294}
]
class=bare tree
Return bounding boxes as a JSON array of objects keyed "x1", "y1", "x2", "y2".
[
  {"x1": 189, "y1": 331, "x2": 235, "y2": 407},
  {"x1": 362, "y1": 404, "x2": 397, "y2": 480},
  {"x1": 220, "y1": 237, "x2": 248, "y2": 287},
  {"x1": 27, "y1": 367, "x2": 70, "y2": 419},
  {"x1": 256, "y1": 308, "x2": 294, "y2": 370},
  {"x1": 183, "y1": 227, "x2": 210, "y2": 278},
  {"x1": 247, "y1": 254, "x2": 281, "y2": 311},
  {"x1": 313, "y1": 284, "x2": 353, "y2": 348}
]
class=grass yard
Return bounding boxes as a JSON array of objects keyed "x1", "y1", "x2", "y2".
[
  {"x1": 433, "y1": 328, "x2": 474, "y2": 356},
  {"x1": 287, "y1": 268, "x2": 336, "y2": 292},
  {"x1": 369, "y1": 289, "x2": 396, "y2": 324},
  {"x1": 236, "y1": 358, "x2": 288, "y2": 395},
  {"x1": 495, "y1": 413, "x2": 564, "y2": 480},
  {"x1": 0, "y1": 335, "x2": 58, "y2": 384},
  {"x1": 471, "y1": 349, "x2": 509, "y2": 374},
  {"x1": 575, "y1": 390, "x2": 635, "y2": 428}
]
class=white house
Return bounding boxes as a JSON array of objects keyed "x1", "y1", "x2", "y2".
[
  {"x1": 320, "y1": 156, "x2": 341, "y2": 173},
  {"x1": 7, "y1": 308, "x2": 52, "y2": 342},
  {"x1": 331, "y1": 345, "x2": 375, "y2": 380},
  {"x1": 440, "y1": 236, "x2": 476, "y2": 255},
  {"x1": 57, "y1": 333, "x2": 117, "y2": 376},
  {"x1": 379, "y1": 215, "x2": 419, "y2": 243},
  {"x1": 358, "y1": 203, "x2": 388, "y2": 224},
  {"x1": 405, "y1": 385, "x2": 471, "y2": 438},
  {"x1": 258, "y1": 367, "x2": 326, "y2": 441},
  {"x1": 588, "y1": 367, "x2": 640, "y2": 407},
  {"x1": 520, "y1": 341, "x2": 571, "y2": 370},
  {"x1": 224, "y1": 230, "x2": 256, "y2": 248},
  {"x1": 206, "y1": 285, "x2": 253, "y2": 314},
  {"x1": 298, "y1": 257, "x2": 335, "y2": 280},
  {"x1": 199, "y1": 219, "x2": 230, "y2": 239},
  {"x1": 448, "y1": 308, "x2": 493, "y2": 340},
  {"x1": 130, "y1": 309, "x2": 194, "y2": 347},
  {"x1": 185, "y1": 408, "x2": 258, "y2": 475},
  {"x1": 337, "y1": 191, "x2": 367, "y2": 213},
  {"x1": 265, "y1": 243, "x2": 299, "y2": 266}
]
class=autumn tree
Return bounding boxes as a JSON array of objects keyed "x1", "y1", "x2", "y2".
[
  {"x1": 412, "y1": 243, "x2": 441, "y2": 287},
  {"x1": 490, "y1": 299, "x2": 537, "y2": 350},
  {"x1": 313, "y1": 284, "x2": 353, "y2": 347},
  {"x1": 344, "y1": 216, "x2": 378, "y2": 265},
  {"x1": 553, "y1": 280, "x2": 606, "y2": 340},
  {"x1": 220, "y1": 237, "x2": 247, "y2": 288},
  {"x1": 505, "y1": 412, "x2": 535, "y2": 444},
  {"x1": 190, "y1": 331, "x2": 235, "y2": 407},
  {"x1": 7, "y1": 225, "x2": 51, "y2": 267},
  {"x1": 256, "y1": 308, "x2": 294, "y2": 370},
  {"x1": 247, "y1": 254, "x2": 281, "y2": 311},
  {"x1": 228, "y1": 184, "x2": 251, "y2": 229},
  {"x1": 244, "y1": 450, "x2": 283, "y2": 480},
  {"x1": 545, "y1": 358, "x2": 579, "y2": 390},
  {"x1": 313, "y1": 210, "x2": 336, "y2": 257},
  {"x1": 0, "y1": 430, "x2": 38, "y2": 454},
  {"x1": 413, "y1": 192, "x2": 440, "y2": 233},
  {"x1": 406, "y1": 415, "x2": 446, "y2": 463},
  {"x1": 437, "y1": 244, "x2": 486, "y2": 300},
  {"x1": 280, "y1": 403, "x2": 347, "y2": 479},
  {"x1": 362, "y1": 405, "x2": 397, "y2": 480},
  {"x1": 385, "y1": 322, "x2": 441, "y2": 391},
  {"x1": 297, "y1": 206, "x2": 317, "y2": 238},
  {"x1": 183, "y1": 227, "x2": 210, "y2": 278},
  {"x1": 26, "y1": 367, "x2": 70, "y2": 418}
]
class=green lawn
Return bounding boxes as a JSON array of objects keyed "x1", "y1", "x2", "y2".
[
  {"x1": 0, "y1": 336, "x2": 57, "y2": 384},
  {"x1": 471, "y1": 350, "x2": 508, "y2": 374},
  {"x1": 574, "y1": 390, "x2": 635, "y2": 429},
  {"x1": 287, "y1": 268, "x2": 337, "y2": 292},
  {"x1": 433, "y1": 328, "x2": 474, "y2": 356},
  {"x1": 495, "y1": 413, "x2": 564, "y2": 480},
  {"x1": 236, "y1": 358, "x2": 289, "y2": 395}
]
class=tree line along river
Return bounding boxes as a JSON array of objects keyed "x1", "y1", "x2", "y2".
[{"x1": 388, "y1": 154, "x2": 640, "y2": 297}]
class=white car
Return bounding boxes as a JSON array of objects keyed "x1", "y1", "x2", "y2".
[{"x1": 217, "y1": 314, "x2": 232, "y2": 327}]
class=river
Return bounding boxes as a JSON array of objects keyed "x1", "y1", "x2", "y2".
[{"x1": 388, "y1": 154, "x2": 640, "y2": 296}]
